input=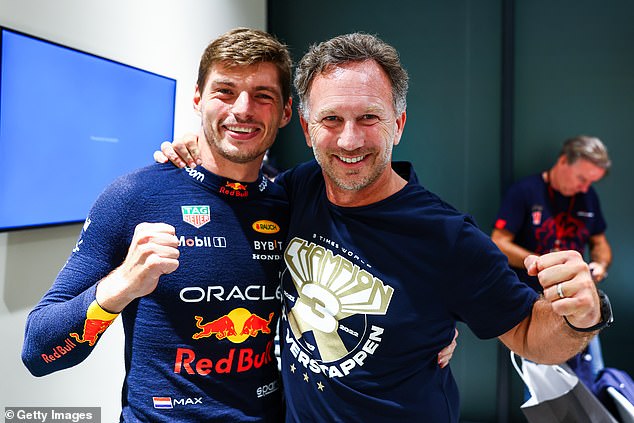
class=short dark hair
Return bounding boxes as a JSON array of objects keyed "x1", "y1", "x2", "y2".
[{"x1": 294, "y1": 32, "x2": 408, "y2": 118}]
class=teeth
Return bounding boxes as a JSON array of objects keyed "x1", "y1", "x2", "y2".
[
  {"x1": 226, "y1": 125, "x2": 256, "y2": 134},
  {"x1": 339, "y1": 155, "x2": 364, "y2": 164}
]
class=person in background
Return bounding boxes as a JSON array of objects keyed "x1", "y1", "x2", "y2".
[
  {"x1": 157, "y1": 33, "x2": 611, "y2": 422},
  {"x1": 492, "y1": 135, "x2": 612, "y2": 381}
]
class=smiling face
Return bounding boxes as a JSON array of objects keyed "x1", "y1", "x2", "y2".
[
  {"x1": 194, "y1": 61, "x2": 292, "y2": 172},
  {"x1": 300, "y1": 60, "x2": 406, "y2": 202}
]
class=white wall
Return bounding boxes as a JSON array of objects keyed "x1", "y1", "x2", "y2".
[{"x1": 0, "y1": 1, "x2": 265, "y2": 420}]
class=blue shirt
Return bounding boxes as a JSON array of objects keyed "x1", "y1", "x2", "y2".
[
  {"x1": 277, "y1": 160, "x2": 538, "y2": 422},
  {"x1": 494, "y1": 174, "x2": 606, "y2": 291},
  {"x1": 22, "y1": 163, "x2": 288, "y2": 422}
]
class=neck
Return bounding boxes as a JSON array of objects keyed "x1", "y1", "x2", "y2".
[
  {"x1": 545, "y1": 167, "x2": 558, "y2": 191},
  {"x1": 325, "y1": 167, "x2": 407, "y2": 207},
  {"x1": 198, "y1": 142, "x2": 263, "y2": 183}
]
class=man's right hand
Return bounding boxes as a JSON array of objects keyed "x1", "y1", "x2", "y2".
[
  {"x1": 96, "y1": 222, "x2": 180, "y2": 313},
  {"x1": 153, "y1": 133, "x2": 202, "y2": 169}
]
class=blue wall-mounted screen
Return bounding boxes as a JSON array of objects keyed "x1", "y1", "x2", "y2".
[{"x1": 0, "y1": 28, "x2": 176, "y2": 231}]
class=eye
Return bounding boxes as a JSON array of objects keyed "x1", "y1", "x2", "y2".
[
  {"x1": 255, "y1": 93, "x2": 275, "y2": 102},
  {"x1": 359, "y1": 114, "x2": 380, "y2": 124},
  {"x1": 215, "y1": 88, "x2": 233, "y2": 96},
  {"x1": 321, "y1": 116, "x2": 341, "y2": 128}
]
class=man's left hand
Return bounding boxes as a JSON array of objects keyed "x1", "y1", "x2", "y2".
[{"x1": 525, "y1": 250, "x2": 601, "y2": 331}]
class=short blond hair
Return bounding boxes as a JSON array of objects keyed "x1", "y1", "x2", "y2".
[{"x1": 561, "y1": 135, "x2": 611, "y2": 171}]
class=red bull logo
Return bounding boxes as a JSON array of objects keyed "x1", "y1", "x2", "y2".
[
  {"x1": 192, "y1": 308, "x2": 273, "y2": 344},
  {"x1": 192, "y1": 315, "x2": 237, "y2": 340},
  {"x1": 41, "y1": 338, "x2": 77, "y2": 363},
  {"x1": 226, "y1": 182, "x2": 247, "y2": 191},
  {"x1": 241, "y1": 312, "x2": 274, "y2": 336},
  {"x1": 174, "y1": 339, "x2": 274, "y2": 375},
  {"x1": 69, "y1": 300, "x2": 117, "y2": 347},
  {"x1": 219, "y1": 181, "x2": 249, "y2": 197},
  {"x1": 70, "y1": 318, "x2": 114, "y2": 346}
]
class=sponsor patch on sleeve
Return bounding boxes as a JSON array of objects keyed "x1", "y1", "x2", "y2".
[{"x1": 494, "y1": 219, "x2": 507, "y2": 229}]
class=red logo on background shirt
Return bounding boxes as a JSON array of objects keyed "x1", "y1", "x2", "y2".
[
  {"x1": 532, "y1": 210, "x2": 542, "y2": 225},
  {"x1": 494, "y1": 219, "x2": 507, "y2": 229}
]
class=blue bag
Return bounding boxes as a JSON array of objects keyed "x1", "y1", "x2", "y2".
[{"x1": 593, "y1": 367, "x2": 634, "y2": 421}]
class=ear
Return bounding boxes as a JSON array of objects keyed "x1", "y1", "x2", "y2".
[
  {"x1": 299, "y1": 114, "x2": 313, "y2": 147},
  {"x1": 193, "y1": 84, "x2": 202, "y2": 115},
  {"x1": 279, "y1": 98, "x2": 293, "y2": 129},
  {"x1": 393, "y1": 110, "x2": 407, "y2": 146}
]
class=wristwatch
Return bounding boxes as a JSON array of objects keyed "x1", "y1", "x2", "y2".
[{"x1": 564, "y1": 289, "x2": 614, "y2": 332}]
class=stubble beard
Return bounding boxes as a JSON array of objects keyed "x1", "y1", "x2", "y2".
[
  {"x1": 312, "y1": 145, "x2": 392, "y2": 192},
  {"x1": 202, "y1": 124, "x2": 271, "y2": 165}
]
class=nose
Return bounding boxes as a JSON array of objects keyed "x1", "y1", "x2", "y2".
[
  {"x1": 337, "y1": 121, "x2": 364, "y2": 151},
  {"x1": 232, "y1": 91, "x2": 253, "y2": 120}
]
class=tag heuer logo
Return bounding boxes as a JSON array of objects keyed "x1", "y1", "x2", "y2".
[{"x1": 181, "y1": 205, "x2": 210, "y2": 228}]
